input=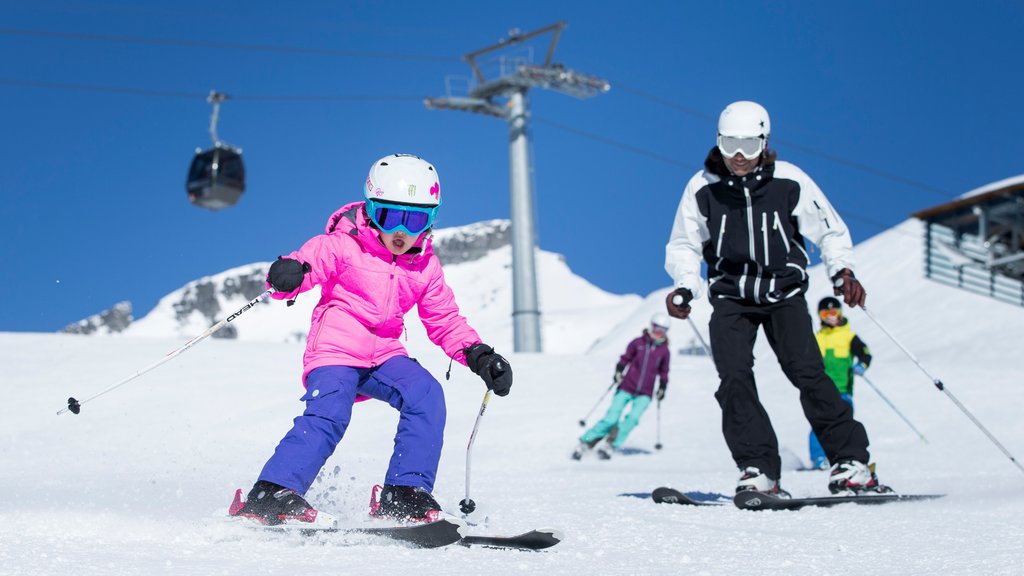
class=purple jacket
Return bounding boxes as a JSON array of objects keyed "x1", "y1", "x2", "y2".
[{"x1": 616, "y1": 331, "x2": 670, "y2": 398}]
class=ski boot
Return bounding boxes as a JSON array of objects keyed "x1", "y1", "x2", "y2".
[
  {"x1": 596, "y1": 426, "x2": 619, "y2": 460},
  {"x1": 229, "y1": 480, "x2": 334, "y2": 527},
  {"x1": 369, "y1": 484, "x2": 442, "y2": 523},
  {"x1": 571, "y1": 437, "x2": 601, "y2": 460},
  {"x1": 736, "y1": 466, "x2": 791, "y2": 498},
  {"x1": 828, "y1": 460, "x2": 894, "y2": 495}
]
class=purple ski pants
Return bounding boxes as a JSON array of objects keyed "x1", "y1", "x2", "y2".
[{"x1": 258, "y1": 357, "x2": 446, "y2": 494}]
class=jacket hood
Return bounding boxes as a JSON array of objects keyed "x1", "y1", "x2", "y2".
[{"x1": 324, "y1": 200, "x2": 434, "y2": 261}]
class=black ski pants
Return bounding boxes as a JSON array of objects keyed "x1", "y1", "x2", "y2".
[{"x1": 709, "y1": 296, "x2": 870, "y2": 480}]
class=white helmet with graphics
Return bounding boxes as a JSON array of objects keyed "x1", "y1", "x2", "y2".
[
  {"x1": 717, "y1": 101, "x2": 771, "y2": 160},
  {"x1": 364, "y1": 153, "x2": 441, "y2": 207}
]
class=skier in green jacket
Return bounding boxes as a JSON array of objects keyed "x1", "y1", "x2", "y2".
[{"x1": 809, "y1": 297, "x2": 872, "y2": 469}]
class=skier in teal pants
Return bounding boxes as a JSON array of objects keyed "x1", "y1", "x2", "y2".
[{"x1": 574, "y1": 314, "x2": 672, "y2": 460}]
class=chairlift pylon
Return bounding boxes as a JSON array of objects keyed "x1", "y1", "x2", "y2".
[{"x1": 186, "y1": 90, "x2": 245, "y2": 210}]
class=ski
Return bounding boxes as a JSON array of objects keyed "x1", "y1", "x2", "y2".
[
  {"x1": 228, "y1": 487, "x2": 465, "y2": 548},
  {"x1": 461, "y1": 528, "x2": 562, "y2": 550},
  {"x1": 617, "y1": 488, "x2": 730, "y2": 505},
  {"x1": 237, "y1": 517, "x2": 466, "y2": 548},
  {"x1": 734, "y1": 490, "x2": 944, "y2": 511},
  {"x1": 227, "y1": 488, "x2": 557, "y2": 550},
  {"x1": 614, "y1": 485, "x2": 729, "y2": 504},
  {"x1": 650, "y1": 487, "x2": 730, "y2": 506}
]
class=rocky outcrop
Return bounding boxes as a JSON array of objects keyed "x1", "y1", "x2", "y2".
[
  {"x1": 432, "y1": 220, "x2": 511, "y2": 266},
  {"x1": 61, "y1": 220, "x2": 513, "y2": 338},
  {"x1": 61, "y1": 301, "x2": 133, "y2": 335}
]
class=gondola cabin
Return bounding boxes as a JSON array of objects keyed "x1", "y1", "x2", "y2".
[{"x1": 186, "y1": 144, "x2": 245, "y2": 211}]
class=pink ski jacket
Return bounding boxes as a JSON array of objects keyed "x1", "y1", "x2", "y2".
[{"x1": 271, "y1": 201, "x2": 482, "y2": 385}]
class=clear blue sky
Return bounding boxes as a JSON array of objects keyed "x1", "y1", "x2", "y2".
[{"x1": 3, "y1": 1, "x2": 1022, "y2": 332}]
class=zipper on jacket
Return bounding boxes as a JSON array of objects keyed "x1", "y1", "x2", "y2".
[
  {"x1": 635, "y1": 340, "x2": 653, "y2": 396},
  {"x1": 813, "y1": 200, "x2": 831, "y2": 229},
  {"x1": 716, "y1": 214, "x2": 727, "y2": 258},
  {"x1": 370, "y1": 257, "x2": 399, "y2": 366},
  {"x1": 773, "y1": 211, "x2": 791, "y2": 253},
  {"x1": 311, "y1": 307, "x2": 332, "y2": 351},
  {"x1": 744, "y1": 188, "x2": 756, "y2": 260},
  {"x1": 744, "y1": 188, "x2": 761, "y2": 304},
  {"x1": 761, "y1": 212, "x2": 770, "y2": 267}
]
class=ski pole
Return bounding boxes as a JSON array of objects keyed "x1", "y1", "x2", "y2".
[
  {"x1": 686, "y1": 317, "x2": 713, "y2": 359},
  {"x1": 56, "y1": 289, "x2": 274, "y2": 416},
  {"x1": 459, "y1": 389, "x2": 492, "y2": 515},
  {"x1": 578, "y1": 380, "x2": 617, "y2": 427},
  {"x1": 670, "y1": 293, "x2": 713, "y2": 359},
  {"x1": 862, "y1": 307, "x2": 1024, "y2": 476},
  {"x1": 859, "y1": 372, "x2": 928, "y2": 444},
  {"x1": 654, "y1": 399, "x2": 663, "y2": 450}
]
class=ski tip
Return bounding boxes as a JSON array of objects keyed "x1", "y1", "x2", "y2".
[
  {"x1": 652, "y1": 486, "x2": 685, "y2": 504},
  {"x1": 537, "y1": 528, "x2": 564, "y2": 542},
  {"x1": 460, "y1": 527, "x2": 564, "y2": 550}
]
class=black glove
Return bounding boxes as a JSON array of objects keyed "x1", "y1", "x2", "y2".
[
  {"x1": 656, "y1": 381, "x2": 667, "y2": 401},
  {"x1": 464, "y1": 343, "x2": 513, "y2": 397},
  {"x1": 666, "y1": 288, "x2": 693, "y2": 320},
  {"x1": 613, "y1": 364, "x2": 624, "y2": 384},
  {"x1": 267, "y1": 257, "x2": 310, "y2": 293},
  {"x1": 832, "y1": 268, "x2": 866, "y2": 308}
]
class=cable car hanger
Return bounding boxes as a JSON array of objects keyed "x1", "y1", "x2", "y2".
[
  {"x1": 186, "y1": 89, "x2": 245, "y2": 211},
  {"x1": 207, "y1": 90, "x2": 230, "y2": 149}
]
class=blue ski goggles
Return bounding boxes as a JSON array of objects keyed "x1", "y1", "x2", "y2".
[{"x1": 365, "y1": 198, "x2": 439, "y2": 235}]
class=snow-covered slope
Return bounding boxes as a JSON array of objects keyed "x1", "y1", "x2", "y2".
[{"x1": 4, "y1": 218, "x2": 1024, "y2": 575}]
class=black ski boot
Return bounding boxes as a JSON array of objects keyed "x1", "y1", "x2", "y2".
[
  {"x1": 229, "y1": 480, "x2": 331, "y2": 526},
  {"x1": 369, "y1": 484, "x2": 443, "y2": 523}
]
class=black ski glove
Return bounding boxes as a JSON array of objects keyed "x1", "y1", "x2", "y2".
[
  {"x1": 656, "y1": 380, "x2": 667, "y2": 401},
  {"x1": 666, "y1": 288, "x2": 693, "y2": 320},
  {"x1": 464, "y1": 343, "x2": 513, "y2": 397},
  {"x1": 267, "y1": 257, "x2": 310, "y2": 293},
  {"x1": 613, "y1": 363, "x2": 625, "y2": 384}
]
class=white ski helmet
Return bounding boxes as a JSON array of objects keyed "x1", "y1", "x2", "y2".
[
  {"x1": 651, "y1": 313, "x2": 671, "y2": 332},
  {"x1": 364, "y1": 154, "x2": 441, "y2": 207},
  {"x1": 718, "y1": 101, "x2": 771, "y2": 139}
]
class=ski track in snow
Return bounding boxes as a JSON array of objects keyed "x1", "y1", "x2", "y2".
[{"x1": 3, "y1": 219, "x2": 1024, "y2": 575}]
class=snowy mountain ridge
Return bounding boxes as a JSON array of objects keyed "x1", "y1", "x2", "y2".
[{"x1": 76, "y1": 219, "x2": 642, "y2": 355}]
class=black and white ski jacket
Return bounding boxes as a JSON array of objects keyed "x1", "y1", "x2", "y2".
[{"x1": 665, "y1": 149, "x2": 856, "y2": 305}]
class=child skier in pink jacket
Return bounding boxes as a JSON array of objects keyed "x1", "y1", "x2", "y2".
[{"x1": 230, "y1": 154, "x2": 512, "y2": 527}]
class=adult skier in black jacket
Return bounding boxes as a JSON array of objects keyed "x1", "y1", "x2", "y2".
[{"x1": 663, "y1": 100, "x2": 891, "y2": 497}]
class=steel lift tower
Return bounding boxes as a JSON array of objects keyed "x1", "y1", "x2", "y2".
[{"x1": 425, "y1": 22, "x2": 609, "y2": 352}]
